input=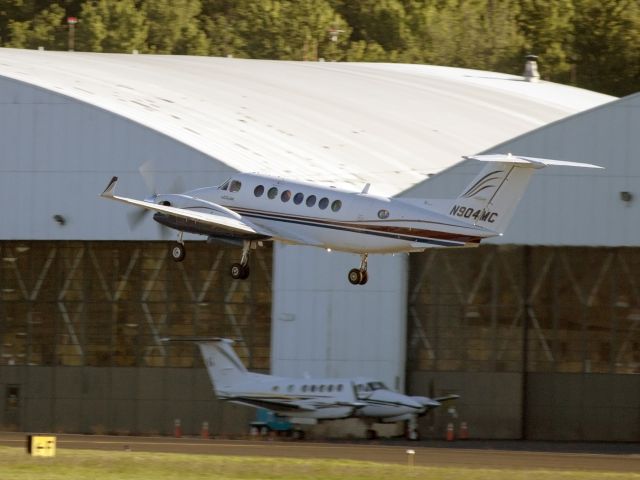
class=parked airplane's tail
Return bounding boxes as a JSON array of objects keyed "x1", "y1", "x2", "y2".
[
  {"x1": 164, "y1": 337, "x2": 250, "y2": 396},
  {"x1": 432, "y1": 154, "x2": 602, "y2": 234},
  {"x1": 196, "y1": 338, "x2": 251, "y2": 396}
]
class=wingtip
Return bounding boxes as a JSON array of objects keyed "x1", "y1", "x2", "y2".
[{"x1": 101, "y1": 176, "x2": 118, "y2": 197}]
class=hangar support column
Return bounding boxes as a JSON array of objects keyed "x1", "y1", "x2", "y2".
[{"x1": 270, "y1": 243, "x2": 408, "y2": 392}]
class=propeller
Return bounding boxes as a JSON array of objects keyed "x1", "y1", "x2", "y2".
[{"x1": 127, "y1": 160, "x2": 186, "y2": 239}]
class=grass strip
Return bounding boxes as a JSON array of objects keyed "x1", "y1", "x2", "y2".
[{"x1": 1, "y1": 446, "x2": 638, "y2": 480}]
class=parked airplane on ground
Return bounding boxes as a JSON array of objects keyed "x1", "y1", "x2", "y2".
[
  {"x1": 102, "y1": 154, "x2": 601, "y2": 284},
  {"x1": 166, "y1": 337, "x2": 458, "y2": 440}
]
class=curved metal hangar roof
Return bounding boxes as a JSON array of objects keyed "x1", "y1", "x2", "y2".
[{"x1": 0, "y1": 48, "x2": 613, "y2": 196}]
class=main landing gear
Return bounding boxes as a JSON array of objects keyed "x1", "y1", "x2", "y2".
[
  {"x1": 169, "y1": 235, "x2": 255, "y2": 281},
  {"x1": 348, "y1": 253, "x2": 368, "y2": 285},
  {"x1": 230, "y1": 240, "x2": 252, "y2": 280},
  {"x1": 170, "y1": 232, "x2": 186, "y2": 262}
]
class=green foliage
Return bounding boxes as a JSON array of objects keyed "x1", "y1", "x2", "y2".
[
  {"x1": 142, "y1": 0, "x2": 209, "y2": 55},
  {"x1": 5, "y1": 3, "x2": 66, "y2": 50},
  {"x1": 75, "y1": 0, "x2": 147, "y2": 53},
  {"x1": 0, "y1": 0, "x2": 639, "y2": 95}
]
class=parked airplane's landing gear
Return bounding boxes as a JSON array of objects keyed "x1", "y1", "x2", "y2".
[
  {"x1": 365, "y1": 428, "x2": 378, "y2": 440},
  {"x1": 348, "y1": 253, "x2": 368, "y2": 285},
  {"x1": 170, "y1": 233, "x2": 186, "y2": 262},
  {"x1": 405, "y1": 415, "x2": 420, "y2": 441},
  {"x1": 230, "y1": 240, "x2": 252, "y2": 280}
]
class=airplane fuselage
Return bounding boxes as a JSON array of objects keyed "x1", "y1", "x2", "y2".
[
  {"x1": 159, "y1": 173, "x2": 494, "y2": 254},
  {"x1": 218, "y1": 372, "x2": 431, "y2": 422}
]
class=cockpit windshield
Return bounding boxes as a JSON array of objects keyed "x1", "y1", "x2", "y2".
[
  {"x1": 367, "y1": 381, "x2": 387, "y2": 391},
  {"x1": 218, "y1": 179, "x2": 230, "y2": 190}
]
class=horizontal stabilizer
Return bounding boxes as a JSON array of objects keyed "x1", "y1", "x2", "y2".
[{"x1": 464, "y1": 154, "x2": 603, "y2": 169}]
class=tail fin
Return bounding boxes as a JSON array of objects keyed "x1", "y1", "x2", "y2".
[
  {"x1": 440, "y1": 154, "x2": 602, "y2": 234},
  {"x1": 165, "y1": 337, "x2": 248, "y2": 396}
]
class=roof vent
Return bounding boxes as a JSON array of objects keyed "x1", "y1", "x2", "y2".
[{"x1": 523, "y1": 54, "x2": 540, "y2": 83}]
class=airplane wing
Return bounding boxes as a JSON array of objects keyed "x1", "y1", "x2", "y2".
[{"x1": 101, "y1": 176, "x2": 272, "y2": 238}]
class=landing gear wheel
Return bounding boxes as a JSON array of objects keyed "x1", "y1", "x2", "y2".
[
  {"x1": 406, "y1": 429, "x2": 420, "y2": 441},
  {"x1": 170, "y1": 242, "x2": 186, "y2": 262},
  {"x1": 348, "y1": 268, "x2": 362, "y2": 285},
  {"x1": 292, "y1": 429, "x2": 305, "y2": 440},
  {"x1": 230, "y1": 263, "x2": 250, "y2": 280},
  {"x1": 359, "y1": 271, "x2": 368, "y2": 285}
]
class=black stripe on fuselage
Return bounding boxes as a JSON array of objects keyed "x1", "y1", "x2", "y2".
[
  {"x1": 166, "y1": 205, "x2": 478, "y2": 247},
  {"x1": 231, "y1": 207, "x2": 474, "y2": 247}
]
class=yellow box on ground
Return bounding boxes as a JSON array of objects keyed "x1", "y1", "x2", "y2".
[{"x1": 26, "y1": 435, "x2": 56, "y2": 457}]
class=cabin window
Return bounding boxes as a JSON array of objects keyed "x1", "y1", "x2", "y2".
[
  {"x1": 268, "y1": 187, "x2": 278, "y2": 199},
  {"x1": 287, "y1": 385, "x2": 294, "y2": 392},
  {"x1": 319, "y1": 385, "x2": 325, "y2": 392},
  {"x1": 327, "y1": 385, "x2": 333, "y2": 392},
  {"x1": 378, "y1": 209, "x2": 390, "y2": 219},
  {"x1": 337, "y1": 384, "x2": 343, "y2": 392},
  {"x1": 331, "y1": 200, "x2": 342, "y2": 212},
  {"x1": 293, "y1": 192, "x2": 304, "y2": 205},
  {"x1": 318, "y1": 197, "x2": 329, "y2": 210},
  {"x1": 302, "y1": 385, "x2": 307, "y2": 392},
  {"x1": 306, "y1": 195, "x2": 317, "y2": 207},
  {"x1": 272, "y1": 385, "x2": 279, "y2": 392},
  {"x1": 281, "y1": 190, "x2": 292, "y2": 202},
  {"x1": 229, "y1": 180, "x2": 242, "y2": 192},
  {"x1": 254, "y1": 185, "x2": 265, "y2": 197},
  {"x1": 310, "y1": 385, "x2": 316, "y2": 392}
]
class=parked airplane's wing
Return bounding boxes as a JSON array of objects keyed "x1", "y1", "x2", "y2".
[
  {"x1": 231, "y1": 397, "x2": 318, "y2": 412},
  {"x1": 228, "y1": 395, "x2": 365, "y2": 412},
  {"x1": 101, "y1": 177, "x2": 272, "y2": 238}
]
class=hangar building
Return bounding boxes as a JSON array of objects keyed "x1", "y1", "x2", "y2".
[{"x1": 1, "y1": 48, "x2": 635, "y2": 440}]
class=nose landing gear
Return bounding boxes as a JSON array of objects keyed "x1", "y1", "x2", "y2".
[{"x1": 348, "y1": 253, "x2": 368, "y2": 285}]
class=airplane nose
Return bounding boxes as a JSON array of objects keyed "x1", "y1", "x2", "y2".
[
  {"x1": 411, "y1": 396, "x2": 441, "y2": 408},
  {"x1": 400, "y1": 396, "x2": 423, "y2": 410}
]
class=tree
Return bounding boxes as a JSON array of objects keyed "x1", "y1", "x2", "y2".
[
  {"x1": 336, "y1": 0, "x2": 413, "y2": 60},
  {"x1": 408, "y1": 0, "x2": 525, "y2": 73},
  {"x1": 517, "y1": 0, "x2": 575, "y2": 83},
  {"x1": 74, "y1": 0, "x2": 147, "y2": 53},
  {"x1": 142, "y1": 0, "x2": 209, "y2": 55},
  {"x1": 572, "y1": 0, "x2": 640, "y2": 95},
  {"x1": 5, "y1": 3, "x2": 67, "y2": 50},
  {"x1": 232, "y1": 0, "x2": 349, "y2": 61}
]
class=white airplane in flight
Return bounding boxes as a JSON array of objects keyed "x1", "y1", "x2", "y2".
[
  {"x1": 166, "y1": 337, "x2": 457, "y2": 440},
  {"x1": 102, "y1": 154, "x2": 601, "y2": 285}
]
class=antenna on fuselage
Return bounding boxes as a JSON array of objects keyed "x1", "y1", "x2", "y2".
[{"x1": 361, "y1": 183, "x2": 371, "y2": 194}]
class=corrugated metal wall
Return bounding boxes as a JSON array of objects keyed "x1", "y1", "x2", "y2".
[
  {"x1": 0, "y1": 240, "x2": 271, "y2": 434},
  {"x1": 407, "y1": 245, "x2": 640, "y2": 441}
]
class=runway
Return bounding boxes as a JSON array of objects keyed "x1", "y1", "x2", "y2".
[{"x1": 1, "y1": 432, "x2": 639, "y2": 473}]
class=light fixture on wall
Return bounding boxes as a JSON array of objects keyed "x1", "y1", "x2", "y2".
[{"x1": 620, "y1": 191, "x2": 633, "y2": 203}]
